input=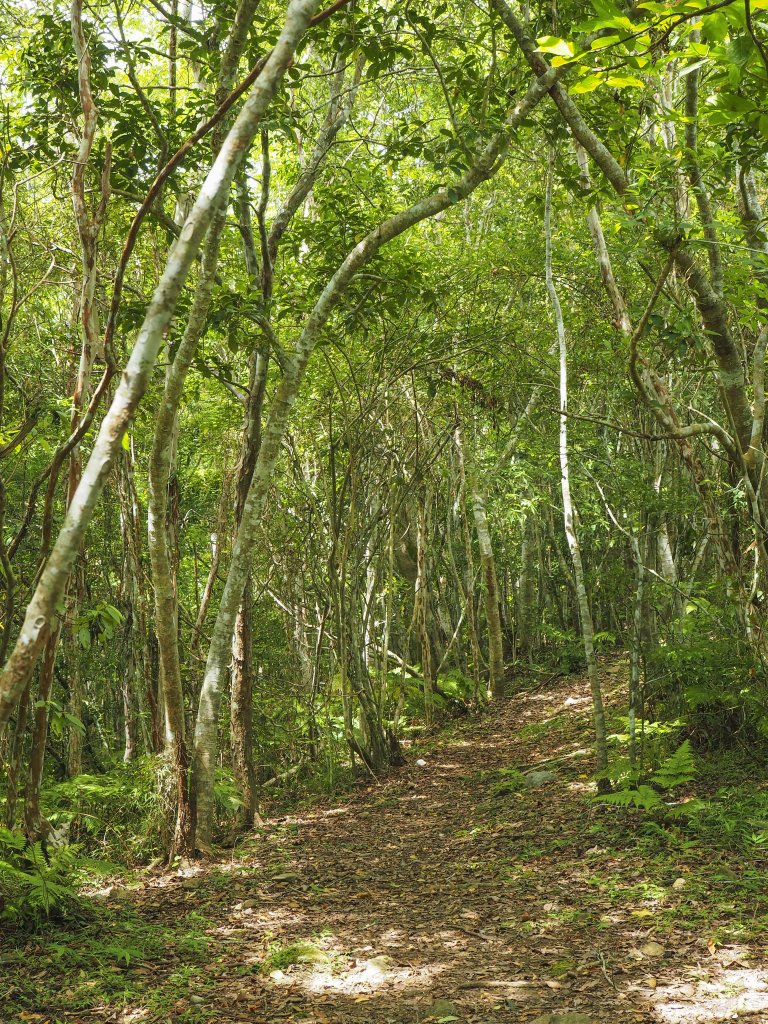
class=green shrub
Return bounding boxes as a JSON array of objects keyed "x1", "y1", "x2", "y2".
[
  {"x1": 595, "y1": 741, "x2": 702, "y2": 814},
  {"x1": 0, "y1": 827, "x2": 81, "y2": 926},
  {"x1": 43, "y1": 758, "x2": 249, "y2": 862},
  {"x1": 648, "y1": 601, "x2": 768, "y2": 748},
  {"x1": 43, "y1": 757, "x2": 167, "y2": 862}
]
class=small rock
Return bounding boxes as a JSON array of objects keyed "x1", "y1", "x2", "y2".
[
  {"x1": 189, "y1": 995, "x2": 205, "y2": 1005},
  {"x1": 524, "y1": 769, "x2": 557, "y2": 788},
  {"x1": 240, "y1": 898, "x2": 258, "y2": 909},
  {"x1": 415, "y1": 758, "x2": 428, "y2": 767},
  {"x1": 368, "y1": 955, "x2": 393, "y2": 970},
  {"x1": 672, "y1": 877, "x2": 686, "y2": 890},
  {"x1": 641, "y1": 940, "x2": 666, "y2": 958},
  {"x1": 426, "y1": 998, "x2": 459, "y2": 1018}
]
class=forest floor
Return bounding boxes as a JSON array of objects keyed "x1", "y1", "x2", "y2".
[{"x1": 4, "y1": 663, "x2": 768, "y2": 1024}]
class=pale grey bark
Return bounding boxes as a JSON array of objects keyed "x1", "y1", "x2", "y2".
[
  {"x1": 518, "y1": 510, "x2": 537, "y2": 659},
  {"x1": 0, "y1": 0, "x2": 321, "y2": 732},
  {"x1": 470, "y1": 481, "x2": 505, "y2": 699},
  {"x1": 452, "y1": 424, "x2": 483, "y2": 694},
  {"x1": 545, "y1": 152, "x2": 608, "y2": 780}
]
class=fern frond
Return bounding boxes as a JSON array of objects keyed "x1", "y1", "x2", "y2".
[{"x1": 651, "y1": 741, "x2": 696, "y2": 790}]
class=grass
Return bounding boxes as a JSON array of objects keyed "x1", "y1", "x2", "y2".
[
  {"x1": 262, "y1": 937, "x2": 331, "y2": 972},
  {"x1": 1, "y1": 901, "x2": 216, "y2": 1024}
]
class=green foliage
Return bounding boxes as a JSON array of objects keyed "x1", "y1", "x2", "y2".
[
  {"x1": 43, "y1": 759, "x2": 167, "y2": 862},
  {"x1": 261, "y1": 938, "x2": 329, "y2": 972},
  {"x1": 42, "y1": 759, "x2": 250, "y2": 862},
  {"x1": 386, "y1": 666, "x2": 474, "y2": 721},
  {"x1": 213, "y1": 768, "x2": 245, "y2": 815},
  {"x1": 650, "y1": 739, "x2": 696, "y2": 789},
  {"x1": 649, "y1": 607, "x2": 768, "y2": 746},
  {"x1": 489, "y1": 767, "x2": 526, "y2": 797},
  {"x1": 539, "y1": 626, "x2": 585, "y2": 673},
  {"x1": 595, "y1": 741, "x2": 700, "y2": 815},
  {"x1": 689, "y1": 780, "x2": 768, "y2": 854},
  {"x1": 0, "y1": 827, "x2": 80, "y2": 926}
]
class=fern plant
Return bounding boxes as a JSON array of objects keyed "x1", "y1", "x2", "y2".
[
  {"x1": 595, "y1": 741, "x2": 700, "y2": 814},
  {"x1": 0, "y1": 827, "x2": 80, "y2": 926}
]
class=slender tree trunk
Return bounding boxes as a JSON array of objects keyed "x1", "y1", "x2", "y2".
[
  {"x1": 229, "y1": 348, "x2": 269, "y2": 828},
  {"x1": 4, "y1": 682, "x2": 29, "y2": 828},
  {"x1": 544, "y1": 150, "x2": 609, "y2": 783},
  {"x1": 230, "y1": 579, "x2": 257, "y2": 826},
  {"x1": 628, "y1": 535, "x2": 645, "y2": 773},
  {"x1": 471, "y1": 481, "x2": 505, "y2": 699},
  {"x1": 24, "y1": 622, "x2": 63, "y2": 837},
  {"x1": 453, "y1": 424, "x2": 482, "y2": 695},
  {"x1": 148, "y1": 209, "x2": 228, "y2": 856},
  {"x1": 415, "y1": 492, "x2": 435, "y2": 721},
  {"x1": 518, "y1": 510, "x2": 537, "y2": 660}
]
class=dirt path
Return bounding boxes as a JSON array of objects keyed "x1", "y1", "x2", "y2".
[{"x1": 6, "y1": 671, "x2": 768, "y2": 1023}]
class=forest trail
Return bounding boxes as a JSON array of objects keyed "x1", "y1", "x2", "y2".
[{"x1": 9, "y1": 668, "x2": 768, "y2": 1024}]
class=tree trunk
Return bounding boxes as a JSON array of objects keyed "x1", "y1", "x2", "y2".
[
  {"x1": 544, "y1": 149, "x2": 609, "y2": 784},
  {"x1": 518, "y1": 510, "x2": 537, "y2": 660},
  {"x1": 471, "y1": 482, "x2": 505, "y2": 699}
]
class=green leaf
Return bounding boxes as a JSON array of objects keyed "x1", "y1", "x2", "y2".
[
  {"x1": 102, "y1": 603, "x2": 124, "y2": 625},
  {"x1": 63, "y1": 712, "x2": 85, "y2": 735},
  {"x1": 570, "y1": 73, "x2": 604, "y2": 94},
  {"x1": 605, "y1": 73, "x2": 645, "y2": 89},
  {"x1": 701, "y1": 12, "x2": 728, "y2": 42},
  {"x1": 715, "y1": 92, "x2": 755, "y2": 112},
  {"x1": 726, "y1": 34, "x2": 755, "y2": 67},
  {"x1": 535, "y1": 35, "x2": 575, "y2": 58},
  {"x1": 590, "y1": 34, "x2": 621, "y2": 49}
]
